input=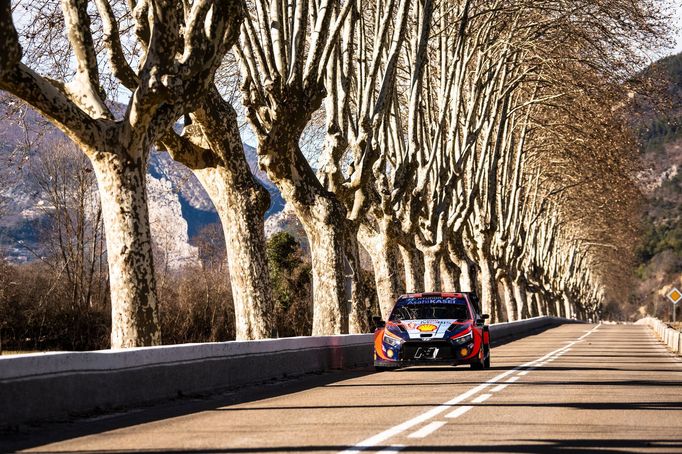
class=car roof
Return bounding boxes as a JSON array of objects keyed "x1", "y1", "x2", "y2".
[
  {"x1": 398, "y1": 292, "x2": 466, "y2": 299},
  {"x1": 396, "y1": 292, "x2": 481, "y2": 314}
]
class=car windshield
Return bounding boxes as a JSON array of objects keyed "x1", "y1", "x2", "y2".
[{"x1": 389, "y1": 297, "x2": 470, "y2": 321}]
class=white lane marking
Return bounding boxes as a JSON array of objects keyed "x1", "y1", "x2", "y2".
[
  {"x1": 377, "y1": 445, "x2": 405, "y2": 453},
  {"x1": 407, "y1": 421, "x2": 447, "y2": 439},
  {"x1": 472, "y1": 393, "x2": 492, "y2": 403},
  {"x1": 445, "y1": 405, "x2": 473, "y2": 418},
  {"x1": 340, "y1": 324, "x2": 601, "y2": 453},
  {"x1": 518, "y1": 370, "x2": 531, "y2": 376},
  {"x1": 491, "y1": 376, "x2": 519, "y2": 392}
]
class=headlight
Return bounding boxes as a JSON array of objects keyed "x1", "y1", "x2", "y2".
[
  {"x1": 383, "y1": 331, "x2": 404, "y2": 347},
  {"x1": 452, "y1": 332, "x2": 473, "y2": 345}
]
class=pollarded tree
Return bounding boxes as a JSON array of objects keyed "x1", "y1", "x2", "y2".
[
  {"x1": 0, "y1": 0, "x2": 244, "y2": 347},
  {"x1": 160, "y1": 86, "x2": 276, "y2": 340},
  {"x1": 236, "y1": 0, "x2": 357, "y2": 335}
]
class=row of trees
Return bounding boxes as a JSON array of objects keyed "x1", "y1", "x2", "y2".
[{"x1": 0, "y1": 0, "x2": 670, "y2": 347}]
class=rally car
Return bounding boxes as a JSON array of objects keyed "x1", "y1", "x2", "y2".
[{"x1": 373, "y1": 292, "x2": 491, "y2": 370}]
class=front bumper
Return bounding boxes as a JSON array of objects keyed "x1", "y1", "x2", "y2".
[{"x1": 375, "y1": 339, "x2": 480, "y2": 367}]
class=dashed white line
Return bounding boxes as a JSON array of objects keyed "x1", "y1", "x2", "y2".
[
  {"x1": 408, "y1": 421, "x2": 447, "y2": 438},
  {"x1": 472, "y1": 393, "x2": 492, "y2": 403},
  {"x1": 491, "y1": 376, "x2": 519, "y2": 392},
  {"x1": 445, "y1": 405, "x2": 473, "y2": 418}
]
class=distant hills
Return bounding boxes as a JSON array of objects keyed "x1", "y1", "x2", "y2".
[
  {"x1": 629, "y1": 52, "x2": 682, "y2": 319},
  {"x1": 0, "y1": 99, "x2": 288, "y2": 263}
]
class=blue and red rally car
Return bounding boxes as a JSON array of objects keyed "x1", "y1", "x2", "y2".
[{"x1": 373, "y1": 292, "x2": 491, "y2": 370}]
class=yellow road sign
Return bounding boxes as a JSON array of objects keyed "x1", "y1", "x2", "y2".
[{"x1": 666, "y1": 288, "x2": 682, "y2": 305}]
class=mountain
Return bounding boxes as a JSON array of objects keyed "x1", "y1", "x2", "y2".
[
  {"x1": 0, "y1": 98, "x2": 287, "y2": 263},
  {"x1": 630, "y1": 52, "x2": 682, "y2": 319}
]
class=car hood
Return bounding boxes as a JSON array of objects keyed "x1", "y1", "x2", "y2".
[{"x1": 389, "y1": 319, "x2": 471, "y2": 340}]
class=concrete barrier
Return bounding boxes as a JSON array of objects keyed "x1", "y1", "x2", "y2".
[
  {"x1": 0, "y1": 316, "x2": 576, "y2": 428},
  {"x1": 641, "y1": 316, "x2": 682, "y2": 355},
  {"x1": 488, "y1": 316, "x2": 577, "y2": 345}
]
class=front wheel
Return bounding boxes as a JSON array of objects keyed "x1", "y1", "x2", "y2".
[{"x1": 470, "y1": 344, "x2": 489, "y2": 370}]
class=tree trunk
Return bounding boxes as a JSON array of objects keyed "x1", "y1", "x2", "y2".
[
  {"x1": 447, "y1": 239, "x2": 475, "y2": 292},
  {"x1": 423, "y1": 251, "x2": 441, "y2": 292},
  {"x1": 477, "y1": 257, "x2": 498, "y2": 321},
  {"x1": 91, "y1": 150, "x2": 160, "y2": 348},
  {"x1": 556, "y1": 298, "x2": 565, "y2": 317},
  {"x1": 358, "y1": 224, "x2": 402, "y2": 319},
  {"x1": 500, "y1": 275, "x2": 517, "y2": 322},
  {"x1": 345, "y1": 230, "x2": 370, "y2": 334},
  {"x1": 440, "y1": 255, "x2": 460, "y2": 291},
  {"x1": 304, "y1": 212, "x2": 349, "y2": 335},
  {"x1": 528, "y1": 291, "x2": 541, "y2": 317},
  {"x1": 194, "y1": 167, "x2": 275, "y2": 339},
  {"x1": 512, "y1": 278, "x2": 530, "y2": 319},
  {"x1": 562, "y1": 294, "x2": 573, "y2": 319},
  {"x1": 256, "y1": 127, "x2": 349, "y2": 335},
  {"x1": 399, "y1": 245, "x2": 424, "y2": 292},
  {"x1": 166, "y1": 90, "x2": 277, "y2": 341},
  {"x1": 457, "y1": 259, "x2": 475, "y2": 292}
]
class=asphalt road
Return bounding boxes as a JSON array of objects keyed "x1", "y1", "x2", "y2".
[{"x1": 3, "y1": 323, "x2": 682, "y2": 453}]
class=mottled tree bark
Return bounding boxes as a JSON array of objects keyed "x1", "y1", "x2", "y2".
[
  {"x1": 512, "y1": 278, "x2": 530, "y2": 319},
  {"x1": 562, "y1": 294, "x2": 573, "y2": 319},
  {"x1": 91, "y1": 148, "x2": 160, "y2": 347},
  {"x1": 163, "y1": 89, "x2": 275, "y2": 340},
  {"x1": 499, "y1": 274, "x2": 517, "y2": 322},
  {"x1": 195, "y1": 168, "x2": 273, "y2": 339},
  {"x1": 358, "y1": 224, "x2": 402, "y2": 319},
  {"x1": 477, "y1": 257, "x2": 499, "y2": 321},
  {"x1": 345, "y1": 232, "x2": 370, "y2": 334},
  {"x1": 422, "y1": 251, "x2": 441, "y2": 292},
  {"x1": 399, "y1": 244, "x2": 424, "y2": 293},
  {"x1": 440, "y1": 255, "x2": 460, "y2": 291},
  {"x1": 0, "y1": 0, "x2": 245, "y2": 347},
  {"x1": 305, "y1": 209, "x2": 349, "y2": 335}
]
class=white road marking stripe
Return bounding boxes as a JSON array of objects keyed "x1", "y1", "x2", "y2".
[
  {"x1": 491, "y1": 376, "x2": 519, "y2": 392},
  {"x1": 472, "y1": 393, "x2": 492, "y2": 403},
  {"x1": 339, "y1": 324, "x2": 601, "y2": 453},
  {"x1": 445, "y1": 405, "x2": 473, "y2": 418},
  {"x1": 377, "y1": 444, "x2": 405, "y2": 453},
  {"x1": 407, "y1": 421, "x2": 447, "y2": 439},
  {"x1": 518, "y1": 370, "x2": 531, "y2": 376}
]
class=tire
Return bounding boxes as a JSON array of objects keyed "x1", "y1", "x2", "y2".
[
  {"x1": 470, "y1": 345, "x2": 486, "y2": 370},
  {"x1": 375, "y1": 365, "x2": 396, "y2": 372},
  {"x1": 470, "y1": 361, "x2": 484, "y2": 370}
]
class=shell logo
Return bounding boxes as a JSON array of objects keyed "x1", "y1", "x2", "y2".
[{"x1": 417, "y1": 324, "x2": 437, "y2": 332}]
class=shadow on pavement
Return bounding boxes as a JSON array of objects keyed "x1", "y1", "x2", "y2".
[
  {"x1": 8, "y1": 439, "x2": 682, "y2": 453},
  {"x1": 0, "y1": 368, "x2": 375, "y2": 453}
]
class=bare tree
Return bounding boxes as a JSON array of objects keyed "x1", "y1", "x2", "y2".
[
  {"x1": 236, "y1": 0, "x2": 357, "y2": 335},
  {"x1": 161, "y1": 86, "x2": 276, "y2": 340},
  {"x1": 0, "y1": 0, "x2": 245, "y2": 347}
]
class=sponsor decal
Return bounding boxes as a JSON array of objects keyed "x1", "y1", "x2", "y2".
[{"x1": 417, "y1": 324, "x2": 437, "y2": 332}]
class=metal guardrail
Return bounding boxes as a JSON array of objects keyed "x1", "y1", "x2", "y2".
[
  {"x1": 0, "y1": 316, "x2": 577, "y2": 428},
  {"x1": 642, "y1": 316, "x2": 682, "y2": 355}
]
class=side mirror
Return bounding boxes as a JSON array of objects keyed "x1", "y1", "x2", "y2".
[
  {"x1": 476, "y1": 314, "x2": 489, "y2": 324},
  {"x1": 372, "y1": 315, "x2": 386, "y2": 329},
  {"x1": 480, "y1": 314, "x2": 490, "y2": 320}
]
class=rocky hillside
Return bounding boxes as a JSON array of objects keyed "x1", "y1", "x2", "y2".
[
  {"x1": 0, "y1": 98, "x2": 286, "y2": 263},
  {"x1": 630, "y1": 52, "x2": 682, "y2": 319}
]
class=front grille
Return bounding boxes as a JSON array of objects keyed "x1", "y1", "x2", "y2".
[{"x1": 401, "y1": 341, "x2": 454, "y2": 360}]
